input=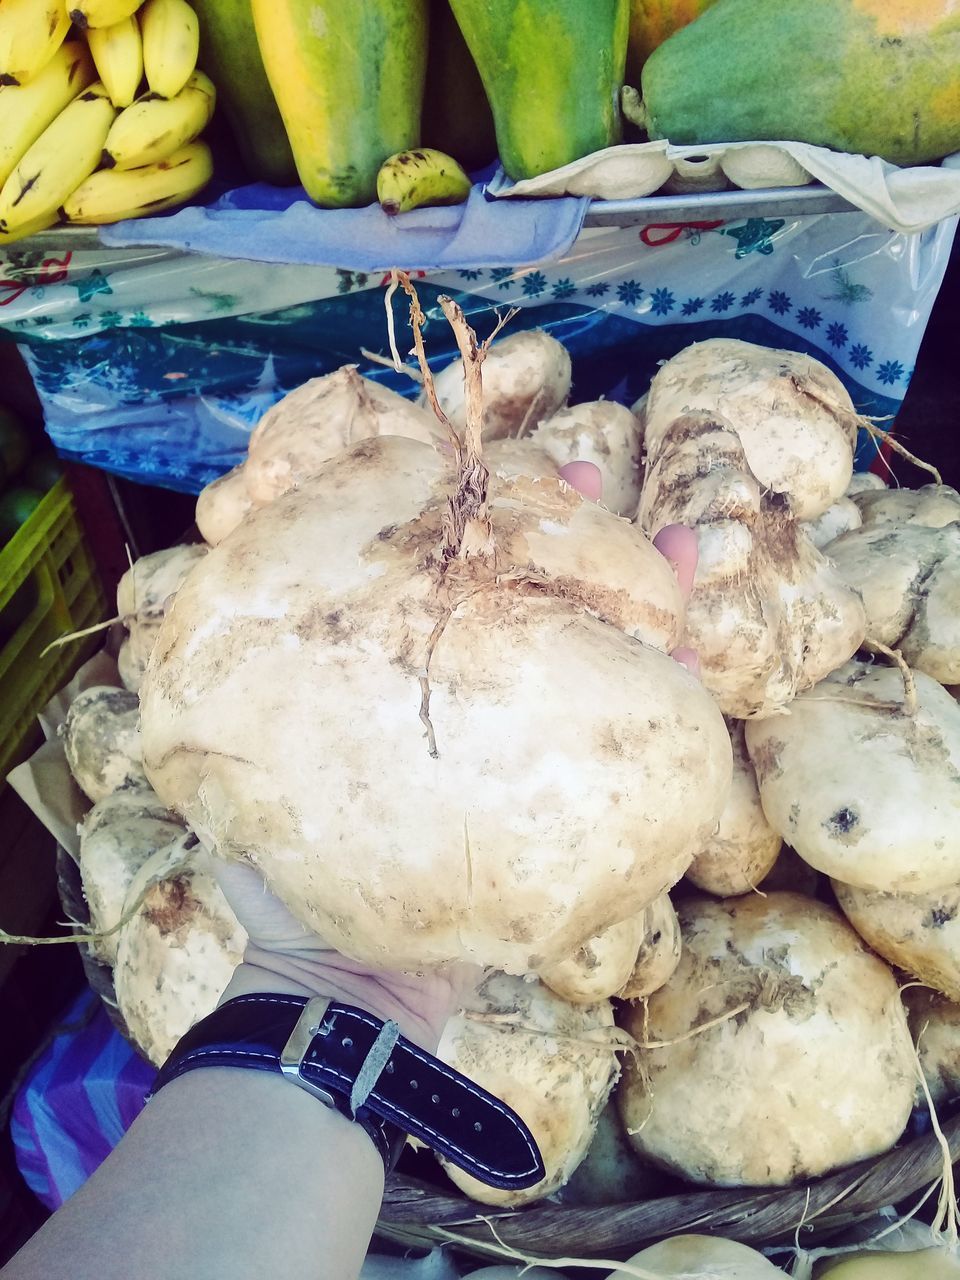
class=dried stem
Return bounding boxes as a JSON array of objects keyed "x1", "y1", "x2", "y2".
[
  {"x1": 867, "y1": 638, "x2": 918, "y2": 716},
  {"x1": 396, "y1": 271, "x2": 460, "y2": 458},
  {"x1": 39, "y1": 613, "x2": 124, "y2": 660},
  {"x1": 861, "y1": 420, "x2": 943, "y2": 485}
]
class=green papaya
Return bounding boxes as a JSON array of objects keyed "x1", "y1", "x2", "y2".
[
  {"x1": 626, "y1": 0, "x2": 719, "y2": 83},
  {"x1": 190, "y1": 0, "x2": 296, "y2": 186},
  {"x1": 448, "y1": 0, "x2": 630, "y2": 180},
  {"x1": 252, "y1": 0, "x2": 429, "y2": 207},
  {"x1": 640, "y1": 0, "x2": 960, "y2": 166},
  {"x1": 421, "y1": 0, "x2": 497, "y2": 172}
]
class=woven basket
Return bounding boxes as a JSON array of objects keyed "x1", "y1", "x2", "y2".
[
  {"x1": 378, "y1": 1112, "x2": 960, "y2": 1262},
  {"x1": 56, "y1": 845, "x2": 960, "y2": 1263}
]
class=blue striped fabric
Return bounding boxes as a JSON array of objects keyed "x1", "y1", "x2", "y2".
[{"x1": 11, "y1": 991, "x2": 155, "y2": 1210}]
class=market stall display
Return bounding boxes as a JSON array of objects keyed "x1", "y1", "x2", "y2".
[{"x1": 1, "y1": 2, "x2": 960, "y2": 1272}]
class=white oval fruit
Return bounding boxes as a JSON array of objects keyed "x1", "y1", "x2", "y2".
[
  {"x1": 532, "y1": 400, "x2": 643, "y2": 517},
  {"x1": 62, "y1": 685, "x2": 146, "y2": 802},
  {"x1": 195, "y1": 464, "x2": 255, "y2": 546}
]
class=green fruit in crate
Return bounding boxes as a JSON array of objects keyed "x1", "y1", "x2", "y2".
[
  {"x1": 0, "y1": 409, "x2": 31, "y2": 484},
  {"x1": 251, "y1": 0, "x2": 429, "y2": 207},
  {"x1": 448, "y1": 0, "x2": 630, "y2": 180},
  {"x1": 0, "y1": 486, "x2": 43, "y2": 539},
  {"x1": 421, "y1": 0, "x2": 496, "y2": 172},
  {"x1": 190, "y1": 0, "x2": 295, "y2": 186},
  {"x1": 23, "y1": 452, "x2": 63, "y2": 491},
  {"x1": 639, "y1": 0, "x2": 960, "y2": 166},
  {"x1": 104, "y1": 70, "x2": 215, "y2": 169}
]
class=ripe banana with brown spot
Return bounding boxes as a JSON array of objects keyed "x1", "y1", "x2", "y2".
[
  {"x1": 0, "y1": 81, "x2": 115, "y2": 231},
  {"x1": 69, "y1": 0, "x2": 141, "y2": 30},
  {"x1": 0, "y1": 40, "x2": 95, "y2": 186},
  {"x1": 0, "y1": 0, "x2": 70, "y2": 85},
  {"x1": 64, "y1": 138, "x2": 212, "y2": 223},
  {"x1": 140, "y1": 0, "x2": 198, "y2": 98},
  {"x1": 104, "y1": 69, "x2": 214, "y2": 169},
  {"x1": 376, "y1": 147, "x2": 471, "y2": 215},
  {"x1": 86, "y1": 15, "x2": 142, "y2": 107}
]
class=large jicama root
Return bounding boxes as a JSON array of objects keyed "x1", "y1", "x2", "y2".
[
  {"x1": 638, "y1": 411, "x2": 865, "y2": 718},
  {"x1": 833, "y1": 880, "x2": 960, "y2": 1002},
  {"x1": 114, "y1": 840, "x2": 247, "y2": 1066},
  {"x1": 244, "y1": 366, "x2": 442, "y2": 506},
  {"x1": 617, "y1": 893, "x2": 915, "y2": 1187},
  {"x1": 531, "y1": 401, "x2": 643, "y2": 517},
  {"x1": 435, "y1": 971, "x2": 619, "y2": 1205},
  {"x1": 903, "y1": 987, "x2": 960, "y2": 1107},
  {"x1": 803, "y1": 495, "x2": 862, "y2": 549},
  {"x1": 558, "y1": 1099, "x2": 659, "y2": 1206},
  {"x1": 638, "y1": 338, "x2": 859, "y2": 520},
  {"x1": 78, "y1": 788, "x2": 185, "y2": 966},
  {"x1": 539, "y1": 914, "x2": 648, "y2": 1004},
  {"x1": 141, "y1": 299, "x2": 731, "y2": 974},
  {"x1": 685, "y1": 720, "x2": 781, "y2": 896},
  {"x1": 746, "y1": 660, "x2": 960, "y2": 893},
  {"x1": 62, "y1": 686, "x2": 147, "y2": 802},
  {"x1": 827, "y1": 523, "x2": 960, "y2": 685},
  {"x1": 424, "y1": 328, "x2": 571, "y2": 442},
  {"x1": 851, "y1": 482, "x2": 960, "y2": 528},
  {"x1": 195, "y1": 465, "x2": 255, "y2": 547},
  {"x1": 117, "y1": 544, "x2": 208, "y2": 692},
  {"x1": 618, "y1": 893, "x2": 681, "y2": 1000},
  {"x1": 845, "y1": 471, "x2": 887, "y2": 497},
  {"x1": 614, "y1": 1236, "x2": 786, "y2": 1278}
]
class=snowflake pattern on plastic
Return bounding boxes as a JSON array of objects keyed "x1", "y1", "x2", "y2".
[
  {"x1": 583, "y1": 281, "x2": 610, "y2": 297},
  {"x1": 650, "y1": 287, "x2": 675, "y2": 315},
  {"x1": 551, "y1": 278, "x2": 576, "y2": 300},
  {"x1": 521, "y1": 270, "x2": 548, "y2": 297},
  {"x1": 848, "y1": 343, "x2": 873, "y2": 369},
  {"x1": 826, "y1": 321, "x2": 848, "y2": 349},
  {"x1": 711, "y1": 291, "x2": 735, "y2": 313},
  {"x1": 489, "y1": 267, "x2": 515, "y2": 290},
  {"x1": 876, "y1": 359, "x2": 904, "y2": 385},
  {"x1": 796, "y1": 306, "x2": 822, "y2": 330},
  {"x1": 740, "y1": 287, "x2": 764, "y2": 307},
  {"x1": 458, "y1": 269, "x2": 483, "y2": 281},
  {"x1": 616, "y1": 280, "x2": 643, "y2": 306},
  {"x1": 681, "y1": 297, "x2": 705, "y2": 315},
  {"x1": 767, "y1": 289, "x2": 792, "y2": 315}
]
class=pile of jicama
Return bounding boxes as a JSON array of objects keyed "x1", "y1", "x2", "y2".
[{"x1": 58, "y1": 302, "x2": 960, "y2": 1266}]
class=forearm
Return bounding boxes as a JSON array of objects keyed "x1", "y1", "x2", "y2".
[{"x1": 3, "y1": 1065, "x2": 384, "y2": 1280}]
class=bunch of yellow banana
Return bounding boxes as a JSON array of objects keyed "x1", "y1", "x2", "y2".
[{"x1": 0, "y1": 0, "x2": 212, "y2": 239}]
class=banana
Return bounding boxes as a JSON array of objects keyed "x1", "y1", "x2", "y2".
[
  {"x1": 140, "y1": 0, "x2": 198, "y2": 99},
  {"x1": 87, "y1": 16, "x2": 142, "y2": 107},
  {"x1": 103, "y1": 69, "x2": 214, "y2": 168},
  {"x1": 0, "y1": 0, "x2": 69, "y2": 86},
  {"x1": 376, "y1": 148, "x2": 471, "y2": 215},
  {"x1": 0, "y1": 81, "x2": 115, "y2": 231},
  {"x1": 0, "y1": 212, "x2": 59, "y2": 245},
  {"x1": 0, "y1": 40, "x2": 96, "y2": 186},
  {"x1": 63, "y1": 138, "x2": 212, "y2": 222},
  {"x1": 69, "y1": 0, "x2": 142, "y2": 30}
]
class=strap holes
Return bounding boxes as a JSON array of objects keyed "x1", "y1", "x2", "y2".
[
  {"x1": 451, "y1": 1107, "x2": 460, "y2": 1118},
  {"x1": 410, "y1": 1079, "x2": 418, "y2": 1089},
  {"x1": 431, "y1": 1093, "x2": 440, "y2": 1104},
  {"x1": 385, "y1": 1062, "x2": 395, "y2": 1074},
  {"x1": 474, "y1": 1121, "x2": 482, "y2": 1132},
  {"x1": 342, "y1": 1036, "x2": 353, "y2": 1048}
]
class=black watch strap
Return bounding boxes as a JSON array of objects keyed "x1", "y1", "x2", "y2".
[{"x1": 151, "y1": 993, "x2": 545, "y2": 1192}]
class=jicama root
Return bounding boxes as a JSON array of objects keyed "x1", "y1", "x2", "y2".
[
  {"x1": 617, "y1": 893, "x2": 916, "y2": 1187},
  {"x1": 116, "y1": 544, "x2": 208, "y2": 691},
  {"x1": 637, "y1": 411, "x2": 865, "y2": 718},
  {"x1": 826, "y1": 522, "x2": 960, "y2": 685},
  {"x1": 638, "y1": 338, "x2": 859, "y2": 520},
  {"x1": 851, "y1": 482, "x2": 960, "y2": 528},
  {"x1": 435, "y1": 971, "x2": 619, "y2": 1206},
  {"x1": 61, "y1": 686, "x2": 147, "y2": 802},
  {"x1": 195, "y1": 464, "x2": 255, "y2": 547},
  {"x1": 746, "y1": 660, "x2": 960, "y2": 893}
]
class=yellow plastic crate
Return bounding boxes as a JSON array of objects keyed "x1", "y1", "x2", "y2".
[{"x1": 0, "y1": 478, "x2": 106, "y2": 783}]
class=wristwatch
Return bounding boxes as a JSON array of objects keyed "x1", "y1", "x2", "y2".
[{"x1": 151, "y1": 992, "x2": 545, "y2": 1191}]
